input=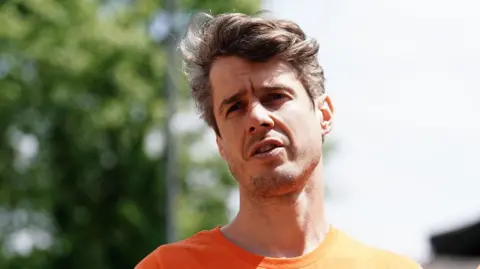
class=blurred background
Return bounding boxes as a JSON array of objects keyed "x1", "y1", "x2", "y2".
[{"x1": 0, "y1": 0, "x2": 479, "y2": 269}]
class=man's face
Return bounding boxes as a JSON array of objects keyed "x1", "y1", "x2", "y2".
[{"x1": 210, "y1": 56, "x2": 333, "y2": 198}]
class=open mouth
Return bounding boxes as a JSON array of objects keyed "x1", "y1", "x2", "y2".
[
  {"x1": 254, "y1": 144, "x2": 280, "y2": 155},
  {"x1": 249, "y1": 138, "x2": 285, "y2": 159}
]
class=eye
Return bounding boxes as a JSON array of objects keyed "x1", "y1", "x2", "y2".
[
  {"x1": 226, "y1": 102, "x2": 242, "y2": 115},
  {"x1": 264, "y1": 93, "x2": 286, "y2": 102}
]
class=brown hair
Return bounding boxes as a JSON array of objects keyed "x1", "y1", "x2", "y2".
[{"x1": 179, "y1": 12, "x2": 325, "y2": 135}]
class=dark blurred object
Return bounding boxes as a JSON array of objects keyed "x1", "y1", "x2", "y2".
[
  {"x1": 430, "y1": 218, "x2": 480, "y2": 257},
  {"x1": 0, "y1": 1, "x2": 258, "y2": 269},
  {"x1": 424, "y1": 218, "x2": 480, "y2": 269}
]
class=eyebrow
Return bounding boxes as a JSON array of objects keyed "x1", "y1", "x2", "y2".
[
  {"x1": 218, "y1": 89, "x2": 247, "y2": 115},
  {"x1": 261, "y1": 84, "x2": 294, "y2": 94},
  {"x1": 259, "y1": 84, "x2": 296, "y2": 98},
  {"x1": 217, "y1": 84, "x2": 294, "y2": 115}
]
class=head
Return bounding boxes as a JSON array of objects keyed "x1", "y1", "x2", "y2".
[{"x1": 179, "y1": 12, "x2": 334, "y2": 198}]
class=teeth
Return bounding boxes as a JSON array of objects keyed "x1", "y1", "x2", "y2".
[{"x1": 256, "y1": 144, "x2": 276, "y2": 154}]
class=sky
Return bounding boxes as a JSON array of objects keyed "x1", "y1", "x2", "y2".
[{"x1": 262, "y1": 0, "x2": 480, "y2": 263}]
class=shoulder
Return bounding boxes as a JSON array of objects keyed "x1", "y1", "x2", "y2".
[
  {"x1": 366, "y1": 247, "x2": 423, "y2": 269},
  {"x1": 134, "y1": 243, "x2": 190, "y2": 269},
  {"x1": 134, "y1": 228, "x2": 220, "y2": 269},
  {"x1": 332, "y1": 228, "x2": 423, "y2": 268}
]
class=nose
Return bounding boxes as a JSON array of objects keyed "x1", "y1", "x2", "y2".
[{"x1": 247, "y1": 102, "x2": 274, "y2": 135}]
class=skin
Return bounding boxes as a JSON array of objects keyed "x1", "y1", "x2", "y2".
[{"x1": 210, "y1": 56, "x2": 334, "y2": 258}]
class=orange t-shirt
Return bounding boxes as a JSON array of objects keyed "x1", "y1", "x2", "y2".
[{"x1": 135, "y1": 226, "x2": 422, "y2": 269}]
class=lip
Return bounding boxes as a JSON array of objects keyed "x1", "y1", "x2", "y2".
[{"x1": 248, "y1": 138, "x2": 285, "y2": 158}]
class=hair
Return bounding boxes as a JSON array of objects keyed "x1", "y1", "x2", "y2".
[{"x1": 179, "y1": 11, "x2": 326, "y2": 135}]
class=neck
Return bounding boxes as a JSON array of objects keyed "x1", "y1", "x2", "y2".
[{"x1": 221, "y1": 165, "x2": 329, "y2": 258}]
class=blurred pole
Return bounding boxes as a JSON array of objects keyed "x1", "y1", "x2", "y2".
[{"x1": 164, "y1": 0, "x2": 179, "y2": 243}]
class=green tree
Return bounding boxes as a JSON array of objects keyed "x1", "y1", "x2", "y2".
[{"x1": 0, "y1": 1, "x2": 258, "y2": 269}]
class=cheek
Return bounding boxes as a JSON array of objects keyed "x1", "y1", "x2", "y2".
[
  {"x1": 282, "y1": 103, "x2": 313, "y2": 128},
  {"x1": 219, "y1": 125, "x2": 245, "y2": 159},
  {"x1": 281, "y1": 105, "x2": 320, "y2": 139}
]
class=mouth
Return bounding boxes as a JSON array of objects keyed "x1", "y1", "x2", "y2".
[
  {"x1": 249, "y1": 139, "x2": 284, "y2": 158},
  {"x1": 254, "y1": 144, "x2": 279, "y2": 155}
]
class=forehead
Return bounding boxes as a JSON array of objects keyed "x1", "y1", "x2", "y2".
[{"x1": 209, "y1": 56, "x2": 303, "y2": 104}]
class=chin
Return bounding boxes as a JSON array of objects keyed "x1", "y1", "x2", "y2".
[{"x1": 250, "y1": 164, "x2": 307, "y2": 197}]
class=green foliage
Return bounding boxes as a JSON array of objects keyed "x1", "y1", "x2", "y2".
[
  {"x1": 182, "y1": 0, "x2": 258, "y2": 14},
  {"x1": 0, "y1": 1, "x2": 259, "y2": 269}
]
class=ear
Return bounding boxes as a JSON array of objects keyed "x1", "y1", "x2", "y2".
[
  {"x1": 317, "y1": 95, "x2": 334, "y2": 135},
  {"x1": 216, "y1": 135, "x2": 226, "y2": 159}
]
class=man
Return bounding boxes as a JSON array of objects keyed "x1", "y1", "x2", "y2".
[{"x1": 136, "y1": 11, "x2": 422, "y2": 269}]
